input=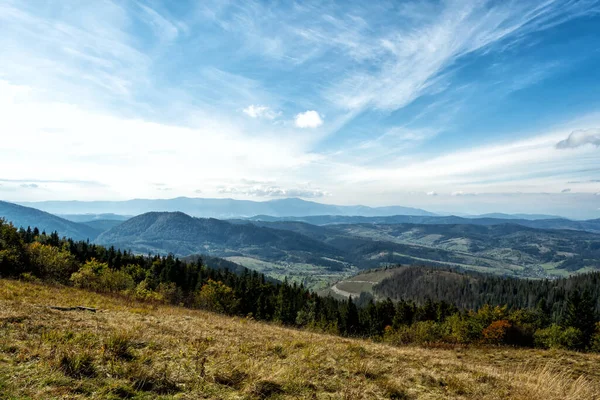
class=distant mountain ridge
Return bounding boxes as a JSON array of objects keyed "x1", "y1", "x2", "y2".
[
  {"x1": 0, "y1": 200, "x2": 100, "y2": 240},
  {"x1": 246, "y1": 214, "x2": 600, "y2": 233},
  {"x1": 19, "y1": 197, "x2": 437, "y2": 218}
]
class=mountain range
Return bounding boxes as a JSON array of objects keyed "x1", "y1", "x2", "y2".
[
  {"x1": 2, "y1": 200, "x2": 600, "y2": 287},
  {"x1": 0, "y1": 200, "x2": 100, "y2": 240},
  {"x1": 18, "y1": 197, "x2": 437, "y2": 218},
  {"x1": 95, "y1": 211, "x2": 600, "y2": 285}
]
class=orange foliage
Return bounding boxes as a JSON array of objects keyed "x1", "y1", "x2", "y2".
[{"x1": 482, "y1": 319, "x2": 511, "y2": 344}]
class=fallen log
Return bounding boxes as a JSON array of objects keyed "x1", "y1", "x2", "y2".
[{"x1": 49, "y1": 306, "x2": 96, "y2": 313}]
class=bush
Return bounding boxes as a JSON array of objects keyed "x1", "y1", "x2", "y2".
[
  {"x1": 194, "y1": 280, "x2": 239, "y2": 315},
  {"x1": 482, "y1": 320, "x2": 511, "y2": 345},
  {"x1": 443, "y1": 313, "x2": 481, "y2": 344},
  {"x1": 534, "y1": 324, "x2": 583, "y2": 350},
  {"x1": 130, "y1": 279, "x2": 165, "y2": 303},
  {"x1": 385, "y1": 321, "x2": 445, "y2": 345},
  {"x1": 28, "y1": 242, "x2": 79, "y2": 283},
  {"x1": 71, "y1": 259, "x2": 134, "y2": 293}
]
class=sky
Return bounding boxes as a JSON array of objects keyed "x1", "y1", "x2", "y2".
[{"x1": 1, "y1": 0, "x2": 600, "y2": 219}]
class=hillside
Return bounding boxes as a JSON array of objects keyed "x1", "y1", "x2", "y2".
[
  {"x1": 2, "y1": 279, "x2": 599, "y2": 400},
  {"x1": 0, "y1": 200, "x2": 101, "y2": 240},
  {"x1": 20, "y1": 197, "x2": 436, "y2": 218},
  {"x1": 323, "y1": 266, "x2": 600, "y2": 316},
  {"x1": 95, "y1": 212, "x2": 349, "y2": 285},
  {"x1": 247, "y1": 220, "x2": 600, "y2": 277}
]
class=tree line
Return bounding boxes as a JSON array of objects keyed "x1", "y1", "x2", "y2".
[{"x1": 1, "y1": 219, "x2": 599, "y2": 351}]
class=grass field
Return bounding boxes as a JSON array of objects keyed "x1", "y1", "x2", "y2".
[{"x1": 1, "y1": 279, "x2": 599, "y2": 399}]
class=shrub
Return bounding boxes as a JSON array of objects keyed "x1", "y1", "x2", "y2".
[
  {"x1": 443, "y1": 313, "x2": 481, "y2": 344},
  {"x1": 28, "y1": 242, "x2": 79, "y2": 283},
  {"x1": 130, "y1": 279, "x2": 165, "y2": 303},
  {"x1": 534, "y1": 324, "x2": 583, "y2": 350},
  {"x1": 71, "y1": 259, "x2": 134, "y2": 293},
  {"x1": 482, "y1": 320, "x2": 511, "y2": 345},
  {"x1": 194, "y1": 279, "x2": 239, "y2": 315}
]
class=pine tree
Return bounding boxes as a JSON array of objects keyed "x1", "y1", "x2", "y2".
[{"x1": 564, "y1": 290, "x2": 597, "y2": 348}]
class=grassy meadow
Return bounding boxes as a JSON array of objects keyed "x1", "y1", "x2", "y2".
[{"x1": 1, "y1": 279, "x2": 599, "y2": 400}]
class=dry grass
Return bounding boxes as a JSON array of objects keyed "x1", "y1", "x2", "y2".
[{"x1": 1, "y1": 279, "x2": 599, "y2": 399}]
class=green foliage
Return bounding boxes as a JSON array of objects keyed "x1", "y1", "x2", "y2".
[
  {"x1": 563, "y1": 290, "x2": 597, "y2": 348},
  {"x1": 70, "y1": 259, "x2": 134, "y2": 293},
  {"x1": 195, "y1": 279, "x2": 239, "y2": 315},
  {"x1": 27, "y1": 242, "x2": 79, "y2": 283},
  {"x1": 534, "y1": 324, "x2": 583, "y2": 350},
  {"x1": 0, "y1": 219, "x2": 27, "y2": 277}
]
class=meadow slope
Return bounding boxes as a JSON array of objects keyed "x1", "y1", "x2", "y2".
[{"x1": 1, "y1": 279, "x2": 599, "y2": 400}]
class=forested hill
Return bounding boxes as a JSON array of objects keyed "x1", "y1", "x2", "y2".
[
  {"x1": 96, "y1": 211, "x2": 344, "y2": 261},
  {"x1": 372, "y1": 266, "x2": 600, "y2": 317},
  {"x1": 0, "y1": 200, "x2": 100, "y2": 241}
]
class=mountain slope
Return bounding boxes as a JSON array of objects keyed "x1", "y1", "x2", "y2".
[
  {"x1": 20, "y1": 197, "x2": 436, "y2": 218},
  {"x1": 96, "y1": 212, "x2": 345, "y2": 263},
  {"x1": 3, "y1": 279, "x2": 599, "y2": 400},
  {"x1": 96, "y1": 211, "x2": 600, "y2": 283},
  {"x1": 0, "y1": 200, "x2": 100, "y2": 240}
]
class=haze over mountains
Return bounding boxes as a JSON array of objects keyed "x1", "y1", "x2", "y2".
[{"x1": 18, "y1": 197, "x2": 437, "y2": 219}]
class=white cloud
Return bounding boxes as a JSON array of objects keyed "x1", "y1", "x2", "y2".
[
  {"x1": 556, "y1": 128, "x2": 600, "y2": 149},
  {"x1": 295, "y1": 110, "x2": 323, "y2": 128},
  {"x1": 426, "y1": 191, "x2": 437, "y2": 196},
  {"x1": 451, "y1": 191, "x2": 477, "y2": 197},
  {"x1": 242, "y1": 105, "x2": 279, "y2": 120},
  {"x1": 326, "y1": 1, "x2": 597, "y2": 113},
  {"x1": 217, "y1": 184, "x2": 328, "y2": 198},
  {"x1": 0, "y1": 81, "x2": 319, "y2": 201}
]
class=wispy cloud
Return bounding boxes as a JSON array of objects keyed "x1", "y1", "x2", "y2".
[
  {"x1": 326, "y1": 1, "x2": 599, "y2": 113},
  {"x1": 217, "y1": 184, "x2": 329, "y2": 198},
  {"x1": 243, "y1": 105, "x2": 279, "y2": 120}
]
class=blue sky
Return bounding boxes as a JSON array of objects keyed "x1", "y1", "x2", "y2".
[{"x1": 1, "y1": 0, "x2": 599, "y2": 218}]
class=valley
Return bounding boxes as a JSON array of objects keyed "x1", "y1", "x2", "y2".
[{"x1": 2, "y1": 200, "x2": 600, "y2": 288}]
